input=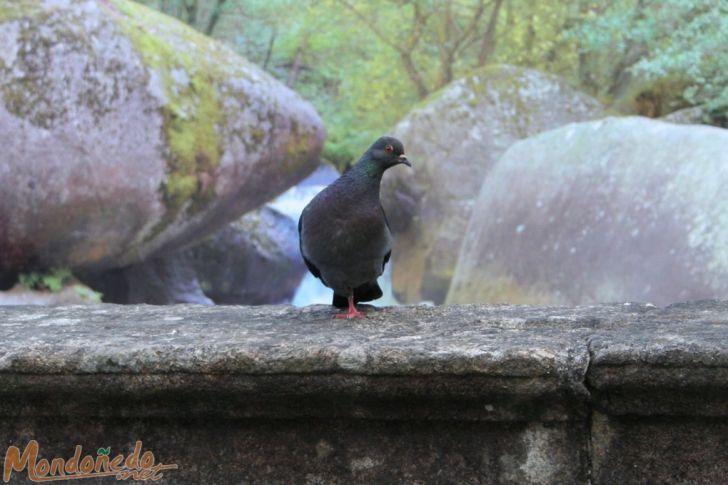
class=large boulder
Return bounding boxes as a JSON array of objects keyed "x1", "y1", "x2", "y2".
[
  {"x1": 0, "y1": 0, "x2": 323, "y2": 277},
  {"x1": 661, "y1": 106, "x2": 709, "y2": 125},
  {"x1": 187, "y1": 206, "x2": 305, "y2": 304},
  {"x1": 381, "y1": 65, "x2": 606, "y2": 303},
  {"x1": 91, "y1": 254, "x2": 215, "y2": 305},
  {"x1": 448, "y1": 117, "x2": 728, "y2": 306},
  {"x1": 80, "y1": 205, "x2": 305, "y2": 305}
]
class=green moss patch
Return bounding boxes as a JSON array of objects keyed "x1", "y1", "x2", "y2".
[
  {"x1": 109, "y1": 0, "x2": 225, "y2": 234},
  {"x1": 281, "y1": 120, "x2": 314, "y2": 173},
  {"x1": 0, "y1": 1, "x2": 41, "y2": 23}
]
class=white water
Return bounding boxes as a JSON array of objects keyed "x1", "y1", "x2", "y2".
[{"x1": 269, "y1": 166, "x2": 399, "y2": 307}]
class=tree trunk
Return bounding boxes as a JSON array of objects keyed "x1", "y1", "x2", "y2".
[
  {"x1": 437, "y1": 0, "x2": 453, "y2": 87},
  {"x1": 204, "y1": 0, "x2": 228, "y2": 36},
  {"x1": 184, "y1": 0, "x2": 198, "y2": 27},
  {"x1": 578, "y1": 52, "x2": 598, "y2": 94},
  {"x1": 287, "y1": 42, "x2": 306, "y2": 88},
  {"x1": 401, "y1": 52, "x2": 430, "y2": 100},
  {"x1": 262, "y1": 30, "x2": 277, "y2": 71},
  {"x1": 477, "y1": 0, "x2": 504, "y2": 66},
  {"x1": 437, "y1": 51, "x2": 455, "y2": 89}
]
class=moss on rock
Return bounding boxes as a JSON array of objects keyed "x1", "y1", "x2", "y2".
[
  {"x1": 0, "y1": 1, "x2": 40, "y2": 23},
  {"x1": 109, "y1": 0, "x2": 224, "y2": 233}
]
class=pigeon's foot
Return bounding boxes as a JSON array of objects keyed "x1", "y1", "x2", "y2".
[
  {"x1": 334, "y1": 308, "x2": 366, "y2": 319},
  {"x1": 334, "y1": 295, "x2": 366, "y2": 319}
]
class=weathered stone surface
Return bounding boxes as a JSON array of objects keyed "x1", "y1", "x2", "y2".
[
  {"x1": 381, "y1": 65, "x2": 606, "y2": 304},
  {"x1": 187, "y1": 206, "x2": 306, "y2": 304},
  {"x1": 0, "y1": 0, "x2": 324, "y2": 276},
  {"x1": 588, "y1": 300, "x2": 728, "y2": 416},
  {"x1": 1, "y1": 300, "x2": 728, "y2": 483},
  {"x1": 0, "y1": 418, "x2": 588, "y2": 484},
  {"x1": 0, "y1": 304, "x2": 595, "y2": 421},
  {"x1": 590, "y1": 413, "x2": 728, "y2": 485},
  {"x1": 449, "y1": 117, "x2": 728, "y2": 306}
]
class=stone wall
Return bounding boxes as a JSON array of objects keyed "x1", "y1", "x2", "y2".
[{"x1": 1, "y1": 301, "x2": 727, "y2": 483}]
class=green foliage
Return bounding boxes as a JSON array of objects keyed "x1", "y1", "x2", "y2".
[
  {"x1": 18, "y1": 268, "x2": 103, "y2": 301},
  {"x1": 19, "y1": 268, "x2": 73, "y2": 292},
  {"x1": 133, "y1": 0, "x2": 728, "y2": 168},
  {"x1": 72, "y1": 285, "x2": 104, "y2": 303},
  {"x1": 567, "y1": 0, "x2": 728, "y2": 123},
  {"x1": 113, "y1": 0, "x2": 224, "y2": 238}
]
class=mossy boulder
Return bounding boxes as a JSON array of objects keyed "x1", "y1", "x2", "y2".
[
  {"x1": 448, "y1": 117, "x2": 728, "y2": 306},
  {"x1": 381, "y1": 65, "x2": 606, "y2": 304},
  {"x1": 0, "y1": 0, "x2": 323, "y2": 276}
]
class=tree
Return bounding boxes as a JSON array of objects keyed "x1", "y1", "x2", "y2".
[
  {"x1": 139, "y1": 0, "x2": 230, "y2": 35},
  {"x1": 567, "y1": 0, "x2": 728, "y2": 123},
  {"x1": 134, "y1": 0, "x2": 728, "y2": 168},
  {"x1": 337, "y1": 0, "x2": 509, "y2": 99}
]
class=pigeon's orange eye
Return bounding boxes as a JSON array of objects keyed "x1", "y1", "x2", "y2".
[{"x1": 385, "y1": 144, "x2": 393, "y2": 153}]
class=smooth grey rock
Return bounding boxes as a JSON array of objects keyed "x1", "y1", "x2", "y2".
[
  {"x1": 77, "y1": 254, "x2": 214, "y2": 305},
  {"x1": 187, "y1": 206, "x2": 306, "y2": 304},
  {"x1": 449, "y1": 117, "x2": 728, "y2": 307},
  {"x1": 124, "y1": 254, "x2": 214, "y2": 305},
  {"x1": 0, "y1": 0, "x2": 323, "y2": 276},
  {"x1": 381, "y1": 65, "x2": 607, "y2": 304},
  {"x1": 80, "y1": 206, "x2": 305, "y2": 305},
  {"x1": 661, "y1": 106, "x2": 709, "y2": 125},
  {"x1": 79, "y1": 206, "x2": 306, "y2": 305}
]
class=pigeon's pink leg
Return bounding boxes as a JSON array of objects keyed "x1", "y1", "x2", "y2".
[{"x1": 335, "y1": 295, "x2": 366, "y2": 319}]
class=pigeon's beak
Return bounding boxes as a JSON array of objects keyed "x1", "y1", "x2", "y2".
[{"x1": 398, "y1": 155, "x2": 412, "y2": 167}]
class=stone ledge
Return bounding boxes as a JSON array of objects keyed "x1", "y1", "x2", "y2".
[
  {"x1": 1, "y1": 301, "x2": 728, "y2": 418},
  {"x1": 2, "y1": 301, "x2": 728, "y2": 484}
]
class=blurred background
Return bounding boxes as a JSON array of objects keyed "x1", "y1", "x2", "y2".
[{"x1": 0, "y1": 0, "x2": 726, "y2": 307}]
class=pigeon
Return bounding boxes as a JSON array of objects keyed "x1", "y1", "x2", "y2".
[{"x1": 298, "y1": 136, "x2": 411, "y2": 318}]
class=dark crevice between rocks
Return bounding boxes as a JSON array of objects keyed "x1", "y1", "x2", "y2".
[{"x1": 0, "y1": 272, "x2": 18, "y2": 291}]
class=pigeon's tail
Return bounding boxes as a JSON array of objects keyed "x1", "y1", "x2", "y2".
[{"x1": 332, "y1": 281, "x2": 383, "y2": 308}]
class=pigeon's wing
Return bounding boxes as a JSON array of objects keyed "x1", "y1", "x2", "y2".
[
  {"x1": 298, "y1": 214, "x2": 321, "y2": 279},
  {"x1": 382, "y1": 249, "x2": 391, "y2": 271}
]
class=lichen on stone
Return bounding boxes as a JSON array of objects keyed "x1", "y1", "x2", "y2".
[{"x1": 0, "y1": 5, "x2": 81, "y2": 129}]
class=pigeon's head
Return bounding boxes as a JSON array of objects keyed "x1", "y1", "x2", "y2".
[{"x1": 366, "y1": 136, "x2": 411, "y2": 170}]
